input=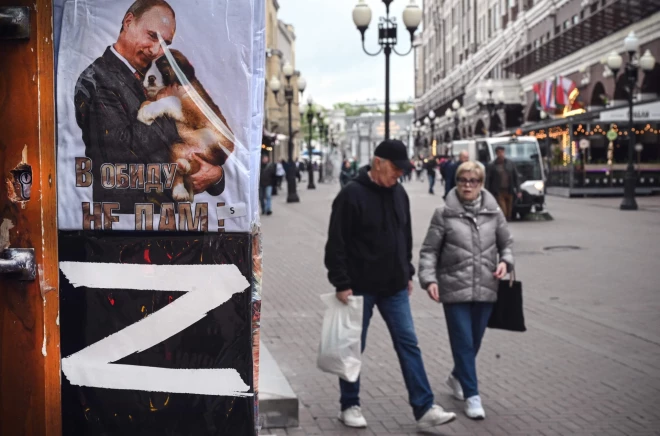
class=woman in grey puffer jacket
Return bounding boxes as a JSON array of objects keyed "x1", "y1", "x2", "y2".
[{"x1": 418, "y1": 161, "x2": 514, "y2": 421}]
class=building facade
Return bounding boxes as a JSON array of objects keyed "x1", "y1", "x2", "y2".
[
  {"x1": 345, "y1": 112, "x2": 415, "y2": 165},
  {"x1": 264, "y1": 0, "x2": 304, "y2": 162},
  {"x1": 415, "y1": 0, "x2": 660, "y2": 194}
]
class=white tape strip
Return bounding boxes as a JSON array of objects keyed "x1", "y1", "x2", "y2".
[
  {"x1": 61, "y1": 362, "x2": 251, "y2": 396},
  {"x1": 217, "y1": 202, "x2": 247, "y2": 220},
  {"x1": 59, "y1": 262, "x2": 252, "y2": 396}
]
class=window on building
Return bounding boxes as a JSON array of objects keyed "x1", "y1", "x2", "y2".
[
  {"x1": 488, "y1": 8, "x2": 493, "y2": 38},
  {"x1": 563, "y1": 19, "x2": 569, "y2": 29},
  {"x1": 572, "y1": 14, "x2": 579, "y2": 25}
]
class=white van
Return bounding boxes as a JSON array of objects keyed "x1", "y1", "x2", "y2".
[{"x1": 449, "y1": 136, "x2": 546, "y2": 217}]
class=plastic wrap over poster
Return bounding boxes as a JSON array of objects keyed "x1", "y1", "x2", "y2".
[
  {"x1": 55, "y1": 0, "x2": 265, "y2": 232},
  {"x1": 59, "y1": 232, "x2": 256, "y2": 435}
]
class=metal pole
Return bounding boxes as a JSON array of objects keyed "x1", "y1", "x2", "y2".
[
  {"x1": 385, "y1": 46, "x2": 391, "y2": 140},
  {"x1": 307, "y1": 109, "x2": 316, "y2": 190},
  {"x1": 286, "y1": 92, "x2": 300, "y2": 203},
  {"x1": 620, "y1": 62, "x2": 638, "y2": 210}
]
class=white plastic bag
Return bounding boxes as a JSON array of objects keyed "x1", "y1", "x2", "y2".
[{"x1": 317, "y1": 293, "x2": 364, "y2": 382}]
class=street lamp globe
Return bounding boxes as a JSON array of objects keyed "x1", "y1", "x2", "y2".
[
  {"x1": 299, "y1": 105, "x2": 305, "y2": 117},
  {"x1": 415, "y1": 120, "x2": 421, "y2": 128},
  {"x1": 434, "y1": 117, "x2": 441, "y2": 126},
  {"x1": 424, "y1": 117, "x2": 430, "y2": 125},
  {"x1": 445, "y1": 108, "x2": 454, "y2": 119},
  {"x1": 475, "y1": 90, "x2": 484, "y2": 104},
  {"x1": 402, "y1": 0, "x2": 423, "y2": 32},
  {"x1": 307, "y1": 95, "x2": 314, "y2": 105},
  {"x1": 282, "y1": 61, "x2": 294, "y2": 78},
  {"x1": 429, "y1": 109, "x2": 436, "y2": 120},
  {"x1": 606, "y1": 51, "x2": 623, "y2": 71},
  {"x1": 623, "y1": 31, "x2": 640, "y2": 54},
  {"x1": 640, "y1": 49, "x2": 656, "y2": 71},
  {"x1": 269, "y1": 76, "x2": 281, "y2": 93},
  {"x1": 352, "y1": 0, "x2": 372, "y2": 31},
  {"x1": 297, "y1": 76, "x2": 307, "y2": 93},
  {"x1": 497, "y1": 91, "x2": 506, "y2": 104},
  {"x1": 458, "y1": 107, "x2": 468, "y2": 119},
  {"x1": 452, "y1": 99, "x2": 461, "y2": 110}
]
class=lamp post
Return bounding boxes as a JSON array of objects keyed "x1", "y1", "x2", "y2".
[
  {"x1": 316, "y1": 112, "x2": 328, "y2": 183},
  {"x1": 413, "y1": 120, "x2": 422, "y2": 156},
  {"x1": 445, "y1": 99, "x2": 468, "y2": 141},
  {"x1": 304, "y1": 97, "x2": 317, "y2": 189},
  {"x1": 268, "y1": 61, "x2": 307, "y2": 203},
  {"x1": 352, "y1": 0, "x2": 422, "y2": 140},
  {"x1": 476, "y1": 79, "x2": 504, "y2": 137},
  {"x1": 606, "y1": 31, "x2": 656, "y2": 210}
]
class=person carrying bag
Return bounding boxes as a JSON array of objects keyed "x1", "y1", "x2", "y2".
[{"x1": 418, "y1": 161, "x2": 515, "y2": 421}]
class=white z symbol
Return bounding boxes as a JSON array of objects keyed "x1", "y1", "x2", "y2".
[{"x1": 59, "y1": 262, "x2": 252, "y2": 397}]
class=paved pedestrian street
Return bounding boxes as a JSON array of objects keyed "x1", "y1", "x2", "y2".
[{"x1": 258, "y1": 179, "x2": 660, "y2": 436}]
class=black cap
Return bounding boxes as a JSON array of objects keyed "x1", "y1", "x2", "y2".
[{"x1": 374, "y1": 139, "x2": 413, "y2": 171}]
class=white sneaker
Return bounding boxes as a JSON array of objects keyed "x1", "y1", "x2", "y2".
[
  {"x1": 446, "y1": 374, "x2": 464, "y2": 401},
  {"x1": 465, "y1": 395, "x2": 486, "y2": 420},
  {"x1": 416, "y1": 404, "x2": 456, "y2": 430},
  {"x1": 338, "y1": 406, "x2": 367, "y2": 428}
]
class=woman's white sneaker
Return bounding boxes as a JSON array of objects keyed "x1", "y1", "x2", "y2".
[
  {"x1": 446, "y1": 374, "x2": 464, "y2": 400},
  {"x1": 416, "y1": 405, "x2": 456, "y2": 430},
  {"x1": 338, "y1": 406, "x2": 368, "y2": 428},
  {"x1": 465, "y1": 395, "x2": 486, "y2": 419}
]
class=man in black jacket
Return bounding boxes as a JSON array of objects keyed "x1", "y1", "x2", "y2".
[
  {"x1": 324, "y1": 140, "x2": 456, "y2": 430},
  {"x1": 485, "y1": 146, "x2": 522, "y2": 220},
  {"x1": 74, "y1": 0, "x2": 224, "y2": 212}
]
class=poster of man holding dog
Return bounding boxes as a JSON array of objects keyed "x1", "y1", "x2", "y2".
[{"x1": 56, "y1": 0, "x2": 262, "y2": 232}]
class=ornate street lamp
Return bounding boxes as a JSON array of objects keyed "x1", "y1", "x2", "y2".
[
  {"x1": 352, "y1": 0, "x2": 422, "y2": 140},
  {"x1": 269, "y1": 61, "x2": 306, "y2": 203},
  {"x1": 606, "y1": 31, "x2": 656, "y2": 210},
  {"x1": 476, "y1": 79, "x2": 504, "y2": 137},
  {"x1": 445, "y1": 99, "x2": 468, "y2": 141},
  {"x1": 303, "y1": 96, "x2": 317, "y2": 189},
  {"x1": 316, "y1": 113, "x2": 329, "y2": 183}
]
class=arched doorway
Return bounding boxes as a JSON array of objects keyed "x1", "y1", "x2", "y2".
[
  {"x1": 614, "y1": 74, "x2": 629, "y2": 100},
  {"x1": 453, "y1": 127, "x2": 460, "y2": 140},
  {"x1": 490, "y1": 114, "x2": 503, "y2": 135},
  {"x1": 641, "y1": 62, "x2": 660, "y2": 94},
  {"x1": 443, "y1": 131, "x2": 451, "y2": 143},
  {"x1": 474, "y1": 119, "x2": 486, "y2": 137},
  {"x1": 590, "y1": 82, "x2": 607, "y2": 107},
  {"x1": 526, "y1": 103, "x2": 540, "y2": 122}
]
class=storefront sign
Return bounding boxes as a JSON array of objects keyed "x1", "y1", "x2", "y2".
[{"x1": 599, "y1": 100, "x2": 660, "y2": 123}]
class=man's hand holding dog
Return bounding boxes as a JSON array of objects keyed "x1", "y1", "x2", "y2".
[{"x1": 190, "y1": 154, "x2": 223, "y2": 193}]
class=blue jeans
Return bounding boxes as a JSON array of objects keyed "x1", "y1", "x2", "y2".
[
  {"x1": 259, "y1": 185, "x2": 272, "y2": 213},
  {"x1": 428, "y1": 173, "x2": 436, "y2": 193},
  {"x1": 339, "y1": 290, "x2": 434, "y2": 420},
  {"x1": 443, "y1": 302, "x2": 494, "y2": 399}
]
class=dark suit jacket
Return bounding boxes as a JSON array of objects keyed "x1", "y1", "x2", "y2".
[{"x1": 74, "y1": 47, "x2": 223, "y2": 214}]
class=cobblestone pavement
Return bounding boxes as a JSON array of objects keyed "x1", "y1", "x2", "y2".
[{"x1": 258, "y1": 177, "x2": 660, "y2": 436}]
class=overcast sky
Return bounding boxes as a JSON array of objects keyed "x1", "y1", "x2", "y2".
[{"x1": 278, "y1": 0, "x2": 417, "y2": 109}]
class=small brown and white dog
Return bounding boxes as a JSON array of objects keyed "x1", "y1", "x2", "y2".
[{"x1": 137, "y1": 49, "x2": 235, "y2": 202}]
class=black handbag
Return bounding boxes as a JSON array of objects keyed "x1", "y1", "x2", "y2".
[{"x1": 488, "y1": 273, "x2": 527, "y2": 332}]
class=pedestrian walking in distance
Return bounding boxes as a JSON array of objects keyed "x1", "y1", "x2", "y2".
[
  {"x1": 426, "y1": 157, "x2": 438, "y2": 194},
  {"x1": 418, "y1": 161, "x2": 514, "y2": 420},
  {"x1": 259, "y1": 154, "x2": 275, "y2": 216},
  {"x1": 485, "y1": 146, "x2": 522, "y2": 221},
  {"x1": 442, "y1": 150, "x2": 469, "y2": 199},
  {"x1": 324, "y1": 139, "x2": 456, "y2": 430}
]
